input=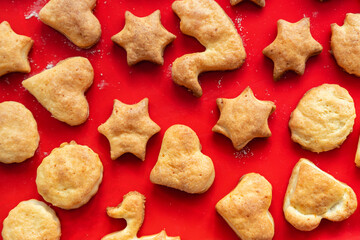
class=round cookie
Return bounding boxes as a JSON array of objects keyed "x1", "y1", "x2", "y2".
[
  {"x1": 2, "y1": 199, "x2": 61, "y2": 240},
  {"x1": 0, "y1": 101, "x2": 39, "y2": 163},
  {"x1": 36, "y1": 141, "x2": 103, "y2": 209},
  {"x1": 289, "y1": 84, "x2": 355, "y2": 152}
]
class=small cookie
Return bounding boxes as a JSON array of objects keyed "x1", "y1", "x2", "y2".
[
  {"x1": 0, "y1": 101, "x2": 39, "y2": 164},
  {"x1": 284, "y1": 158, "x2": 357, "y2": 231},
  {"x1": 22, "y1": 57, "x2": 93, "y2": 126},
  {"x1": 213, "y1": 87, "x2": 276, "y2": 150},
  {"x1": 98, "y1": 98, "x2": 160, "y2": 160},
  {"x1": 36, "y1": 141, "x2": 103, "y2": 210},
  {"x1": 172, "y1": 0, "x2": 246, "y2": 97},
  {"x1": 331, "y1": 13, "x2": 360, "y2": 76},
  {"x1": 150, "y1": 124, "x2": 215, "y2": 194},
  {"x1": 2, "y1": 199, "x2": 61, "y2": 240},
  {"x1": 0, "y1": 21, "x2": 33, "y2": 77},
  {"x1": 39, "y1": 0, "x2": 101, "y2": 48},
  {"x1": 230, "y1": 0, "x2": 265, "y2": 7},
  {"x1": 216, "y1": 173, "x2": 274, "y2": 240},
  {"x1": 102, "y1": 191, "x2": 181, "y2": 240},
  {"x1": 289, "y1": 84, "x2": 355, "y2": 152},
  {"x1": 263, "y1": 18, "x2": 323, "y2": 80},
  {"x1": 112, "y1": 10, "x2": 176, "y2": 65}
]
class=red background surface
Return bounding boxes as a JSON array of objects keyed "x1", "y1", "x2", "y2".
[{"x1": 1, "y1": 0, "x2": 360, "y2": 239}]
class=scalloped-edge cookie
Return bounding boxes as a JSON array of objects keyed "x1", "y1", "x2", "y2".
[
  {"x1": 2, "y1": 199, "x2": 61, "y2": 240},
  {"x1": 331, "y1": 13, "x2": 360, "y2": 76},
  {"x1": 150, "y1": 124, "x2": 215, "y2": 194},
  {"x1": 39, "y1": 0, "x2": 101, "y2": 49},
  {"x1": 36, "y1": 141, "x2": 103, "y2": 210},
  {"x1": 22, "y1": 57, "x2": 93, "y2": 126},
  {"x1": 284, "y1": 158, "x2": 357, "y2": 231},
  {"x1": 0, "y1": 21, "x2": 33, "y2": 77},
  {"x1": 289, "y1": 84, "x2": 355, "y2": 152},
  {"x1": 102, "y1": 191, "x2": 181, "y2": 240},
  {"x1": 230, "y1": 0, "x2": 265, "y2": 7},
  {"x1": 0, "y1": 101, "x2": 39, "y2": 164},
  {"x1": 172, "y1": 0, "x2": 246, "y2": 97},
  {"x1": 216, "y1": 173, "x2": 274, "y2": 240}
]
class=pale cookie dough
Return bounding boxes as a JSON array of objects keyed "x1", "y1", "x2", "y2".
[
  {"x1": 150, "y1": 124, "x2": 215, "y2": 194},
  {"x1": 289, "y1": 84, "x2": 355, "y2": 152},
  {"x1": 22, "y1": 57, "x2": 93, "y2": 126},
  {"x1": 0, "y1": 101, "x2": 39, "y2": 164},
  {"x1": 102, "y1": 191, "x2": 181, "y2": 240},
  {"x1": 213, "y1": 87, "x2": 276, "y2": 150},
  {"x1": 263, "y1": 18, "x2": 322, "y2": 80},
  {"x1": 216, "y1": 173, "x2": 274, "y2": 240},
  {"x1": 98, "y1": 98, "x2": 160, "y2": 160},
  {"x1": 0, "y1": 21, "x2": 33, "y2": 77},
  {"x1": 355, "y1": 134, "x2": 360, "y2": 167},
  {"x1": 39, "y1": 0, "x2": 101, "y2": 48},
  {"x1": 112, "y1": 10, "x2": 176, "y2": 65},
  {"x1": 2, "y1": 199, "x2": 61, "y2": 240},
  {"x1": 284, "y1": 159, "x2": 357, "y2": 231},
  {"x1": 36, "y1": 141, "x2": 103, "y2": 210},
  {"x1": 331, "y1": 13, "x2": 360, "y2": 76},
  {"x1": 172, "y1": 0, "x2": 246, "y2": 97}
]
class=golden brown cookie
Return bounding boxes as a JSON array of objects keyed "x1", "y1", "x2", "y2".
[
  {"x1": 2, "y1": 199, "x2": 61, "y2": 240},
  {"x1": 331, "y1": 13, "x2": 360, "y2": 76},
  {"x1": 98, "y1": 98, "x2": 160, "y2": 160},
  {"x1": 216, "y1": 173, "x2": 274, "y2": 240},
  {"x1": 150, "y1": 124, "x2": 215, "y2": 194},
  {"x1": 263, "y1": 18, "x2": 322, "y2": 80},
  {"x1": 355, "y1": 135, "x2": 360, "y2": 168},
  {"x1": 0, "y1": 101, "x2": 39, "y2": 164},
  {"x1": 172, "y1": 0, "x2": 246, "y2": 97},
  {"x1": 112, "y1": 10, "x2": 176, "y2": 65},
  {"x1": 230, "y1": 0, "x2": 265, "y2": 7},
  {"x1": 36, "y1": 141, "x2": 103, "y2": 210},
  {"x1": 0, "y1": 21, "x2": 33, "y2": 77},
  {"x1": 289, "y1": 84, "x2": 355, "y2": 153},
  {"x1": 213, "y1": 87, "x2": 276, "y2": 150},
  {"x1": 102, "y1": 191, "x2": 181, "y2": 240},
  {"x1": 284, "y1": 158, "x2": 357, "y2": 231},
  {"x1": 39, "y1": 0, "x2": 101, "y2": 49},
  {"x1": 22, "y1": 57, "x2": 93, "y2": 126}
]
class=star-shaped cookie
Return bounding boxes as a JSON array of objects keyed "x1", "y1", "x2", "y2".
[
  {"x1": 263, "y1": 18, "x2": 323, "y2": 80},
  {"x1": 112, "y1": 10, "x2": 176, "y2": 65},
  {"x1": 0, "y1": 21, "x2": 33, "y2": 77},
  {"x1": 98, "y1": 98, "x2": 160, "y2": 160},
  {"x1": 212, "y1": 87, "x2": 276, "y2": 150},
  {"x1": 230, "y1": 0, "x2": 265, "y2": 7}
]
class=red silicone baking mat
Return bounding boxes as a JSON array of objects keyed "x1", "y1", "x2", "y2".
[{"x1": 1, "y1": 0, "x2": 360, "y2": 239}]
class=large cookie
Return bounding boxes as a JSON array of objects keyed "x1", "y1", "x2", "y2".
[
  {"x1": 284, "y1": 159, "x2": 357, "y2": 231},
  {"x1": 0, "y1": 101, "x2": 39, "y2": 164},
  {"x1": 36, "y1": 141, "x2": 103, "y2": 209},
  {"x1": 2, "y1": 199, "x2": 61, "y2": 240},
  {"x1": 216, "y1": 173, "x2": 274, "y2": 240},
  {"x1": 331, "y1": 13, "x2": 360, "y2": 76},
  {"x1": 39, "y1": 0, "x2": 101, "y2": 48},
  {"x1": 289, "y1": 84, "x2": 355, "y2": 152},
  {"x1": 150, "y1": 124, "x2": 215, "y2": 194},
  {"x1": 172, "y1": 0, "x2": 246, "y2": 97},
  {"x1": 22, "y1": 57, "x2": 93, "y2": 126}
]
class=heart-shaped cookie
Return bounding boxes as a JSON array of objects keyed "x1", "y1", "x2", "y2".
[
  {"x1": 150, "y1": 124, "x2": 215, "y2": 194},
  {"x1": 216, "y1": 173, "x2": 274, "y2": 240},
  {"x1": 284, "y1": 159, "x2": 357, "y2": 231},
  {"x1": 39, "y1": 0, "x2": 101, "y2": 49},
  {"x1": 22, "y1": 57, "x2": 93, "y2": 126}
]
